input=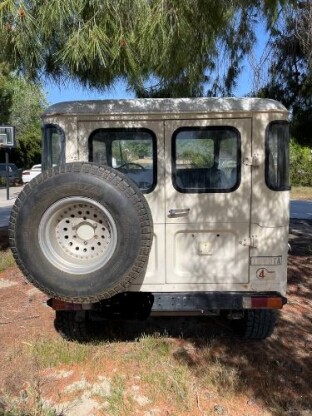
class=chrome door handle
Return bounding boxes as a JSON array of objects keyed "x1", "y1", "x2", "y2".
[{"x1": 168, "y1": 208, "x2": 190, "y2": 217}]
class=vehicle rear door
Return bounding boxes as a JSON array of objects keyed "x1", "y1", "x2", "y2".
[{"x1": 165, "y1": 118, "x2": 252, "y2": 288}]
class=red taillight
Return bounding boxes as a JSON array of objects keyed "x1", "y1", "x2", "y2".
[{"x1": 243, "y1": 296, "x2": 286, "y2": 309}]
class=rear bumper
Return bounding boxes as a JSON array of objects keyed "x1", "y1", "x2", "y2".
[{"x1": 47, "y1": 291, "x2": 287, "y2": 314}]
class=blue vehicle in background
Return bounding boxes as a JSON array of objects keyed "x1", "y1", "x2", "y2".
[{"x1": 0, "y1": 163, "x2": 21, "y2": 186}]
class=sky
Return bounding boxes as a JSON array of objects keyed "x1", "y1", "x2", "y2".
[
  {"x1": 45, "y1": 24, "x2": 269, "y2": 105},
  {"x1": 44, "y1": 69, "x2": 255, "y2": 105},
  {"x1": 45, "y1": 78, "x2": 134, "y2": 104},
  {"x1": 44, "y1": 67, "x2": 254, "y2": 105}
]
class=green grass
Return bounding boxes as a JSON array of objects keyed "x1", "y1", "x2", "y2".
[
  {"x1": 134, "y1": 334, "x2": 171, "y2": 362},
  {"x1": 0, "y1": 249, "x2": 16, "y2": 272},
  {"x1": 135, "y1": 337, "x2": 193, "y2": 412},
  {"x1": 106, "y1": 375, "x2": 134, "y2": 416},
  {"x1": 142, "y1": 364, "x2": 193, "y2": 412},
  {"x1": 30, "y1": 338, "x2": 92, "y2": 368}
]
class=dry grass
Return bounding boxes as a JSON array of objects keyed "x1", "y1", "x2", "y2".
[
  {"x1": 0, "y1": 249, "x2": 15, "y2": 272},
  {"x1": 1, "y1": 347, "x2": 59, "y2": 416},
  {"x1": 290, "y1": 186, "x2": 312, "y2": 200}
]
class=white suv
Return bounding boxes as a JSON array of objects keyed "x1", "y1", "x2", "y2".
[{"x1": 9, "y1": 98, "x2": 290, "y2": 341}]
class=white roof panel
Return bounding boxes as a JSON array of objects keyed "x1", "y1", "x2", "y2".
[{"x1": 43, "y1": 97, "x2": 287, "y2": 117}]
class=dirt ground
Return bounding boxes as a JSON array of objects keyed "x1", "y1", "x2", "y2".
[{"x1": 0, "y1": 220, "x2": 311, "y2": 416}]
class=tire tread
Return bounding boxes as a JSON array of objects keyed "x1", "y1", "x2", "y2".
[
  {"x1": 240, "y1": 309, "x2": 277, "y2": 340},
  {"x1": 54, "y1": 311, "x2": 89, "y2": 342}
]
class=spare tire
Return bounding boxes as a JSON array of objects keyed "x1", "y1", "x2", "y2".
[{"x1": 9, "y1": 163, "x2": 153, "y2": 303}]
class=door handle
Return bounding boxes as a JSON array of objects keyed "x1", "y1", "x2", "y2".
[{"x1": 168, "y1": 208, "x2": 190, "y2": 217}]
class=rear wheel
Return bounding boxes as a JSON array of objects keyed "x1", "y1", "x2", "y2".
[
  {"x1": 234, "y1": 310, "x2": 277, "y2": 340},
  {"x1": 54, "y1": 311, "x2": 91, "y2": 342}
]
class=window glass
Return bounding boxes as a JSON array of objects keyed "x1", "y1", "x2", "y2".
[
  {"x1": 89, "y1": 129, "x2": 156, "y2": 193},
  {"x1": 173, "y1": 127, "x2": 240, "y2": 193},
  {"x1": 266, "y1": 122, "x2": 290, "y2": 191},
  {"x1": 92, "y1": 139, "x2": 107, "y2": 166},
  {"x1": 42, "y1": 125, "x2": 65, "y2": 170}
]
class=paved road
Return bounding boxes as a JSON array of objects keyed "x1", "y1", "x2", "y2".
[
  {"x1": 290, "y1": 200, "x2": 312, "y2": 221},
  {"x1": 0, "y1": 186, "x2": 24, "y2": 229},
  {"x1": 0, "y1": 187, "x2": 311, "y2": 230}
]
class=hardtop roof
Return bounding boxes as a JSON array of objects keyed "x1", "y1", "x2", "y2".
[{"x1": 43, "y1": 97, "x2": 287, "y2": 117}]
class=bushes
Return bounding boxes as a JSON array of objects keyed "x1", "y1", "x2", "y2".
[{"x1": 290, "y1": 140, "x2": 312, "y2": 187}]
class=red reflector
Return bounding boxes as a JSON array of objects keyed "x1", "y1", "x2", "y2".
[
  {"x1": 48, "y1": 299, "x2": 83, "y2": 311},
  {"x1": 250, "y1": 297, "x2": 284, "y2": 309}
]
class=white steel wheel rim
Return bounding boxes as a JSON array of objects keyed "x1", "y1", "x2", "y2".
[{"x1": 38, "y1": 197, "x2": 117, "y2": 274}]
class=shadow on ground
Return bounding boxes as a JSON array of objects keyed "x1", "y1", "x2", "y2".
[
  {"x1": 88, "y1": 219, "x2": 312, "y2": 415},
  {"x1": 1, "y1": 220, "x2": 311, "y2": 415}
]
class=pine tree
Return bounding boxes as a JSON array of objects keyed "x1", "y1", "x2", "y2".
[{"x1": 0, "y1": 0, "x2": 292, "y2": 97}]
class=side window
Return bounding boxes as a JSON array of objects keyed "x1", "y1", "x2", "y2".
[
  {"x1": 265, "y1": 122, "x2": 290, "y2": 191},
  {"x1": 172, "y1": 127, "x2": 240, "y2": 193},
  {"x1": 89, "y1": 129, "x2": 157, "y2": 193},
  {"x1": 42, "y1": 124, "x2": 66, "y2": 170}
]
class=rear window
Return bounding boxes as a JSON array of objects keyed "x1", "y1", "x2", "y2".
[
  {"x1": 265, "y1": 122, "x2": 290, "y2": 191},
  {"x1": 89, "y1": 128, "x2": 157, "y2": 193},
  {"x1": 172, "y1": 127, "x2": 241, "y2": 193},
  {"x1": 42, "y1": 124, "x2": 66, "y2": 170}
]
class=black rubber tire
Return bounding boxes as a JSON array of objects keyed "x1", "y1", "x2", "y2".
[
  {"x1": 235, "y1": 309, "x2": 277, "y2": 340},
  {"x1": 9, "y1": 163, "x2": 153, "y2": 303},
  {"x1": 54, "y1": 311, "x2": 90, "y2": 342}
]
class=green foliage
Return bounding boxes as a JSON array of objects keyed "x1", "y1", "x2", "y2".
[
  {"x1": 0, "y1": 70, "x2": 46, "y2": 168},
  {"x1": 290, "y1": 139, "x2": 312, "y2": 187},
  {"x1": 112, "y1": 140, "x2": 152, "y2": 164},
  {"x1": 0, "y1": 61, "x2": 13, "y2": 124},
  {"x1": 0, "y1": 0, "x2": 293, "y2": 98},
  {"x1": 255, "y1": 5, "x2": 312, "y2": 146},
  {"x1": 10, "y1": 78, "x2": 46, "y2": 168},
  {"x1": 177, "y1": 139, "x2": 214, "y2": 168}
]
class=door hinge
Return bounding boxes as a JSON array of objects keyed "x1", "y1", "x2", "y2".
[
  {"x1": 239, "y1": 236, "x2": 258, "y2": 248},
  {"x1": 243, "y1": 153, "x2": 260, "y2": 167}
]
